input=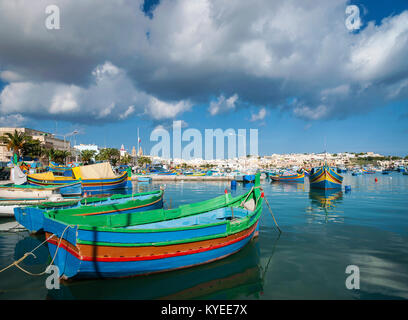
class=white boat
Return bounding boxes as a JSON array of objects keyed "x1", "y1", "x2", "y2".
[
  {"x1": 0, "y1": 194, "x2": 67, "y2": 217},
  {"x1": 0, "y1": 184, "x2": 62, "y2": 200}
]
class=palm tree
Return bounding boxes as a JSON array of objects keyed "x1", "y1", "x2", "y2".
[
  {"x1": 96, "y1": 148, "x2": 120, "y2": 165},
  {"x1": 0, "y1": 130, "x2": 30, "y2": 162},
  {"x1": 120, "y1": 154, "x2": 132, "y2": 165},
  {"x1": 81, "y1": 150, "x2": 96, "y2": 164},
  {"x1": 137, "y1": 156, "x2": 152, "y2": 168}
]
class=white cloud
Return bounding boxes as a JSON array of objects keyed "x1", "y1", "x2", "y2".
[
  {"x1": 0, "y1": 114, "x2": 26, "y2": 126},
  {"x1": 208, "y1": 94, "x2": 238, "y2": 116},
  {"x1": 0, "y1": 0, "x2": 407, "y2": 123},
  {"x1": 0, "y1": 61, "x2": 191, "y2": 123},
  {"x1": 293, "y1": 105, "x2": 329, "y2": 120},
  {"x1": 250, "y1": 107, "x2": 267, "y2": 122},
  {"x1": 146, "y1": 97, "x2": 192, "y2": 120}
]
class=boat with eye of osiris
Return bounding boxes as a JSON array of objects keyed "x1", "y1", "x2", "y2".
[
  {"x1": 309, "y1": 164, "x2": 343, "y2": 189},
  {"x1": 43, "y1": 174, "x2": 264, "y2": 280}
]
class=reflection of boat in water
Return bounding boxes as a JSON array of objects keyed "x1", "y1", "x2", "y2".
[
  {"x1": 309, "y1": 189, "x2": 343, "y2": 210},
  {"x1": 47, "y1": 240, "x2": 265, "y2": 300}
]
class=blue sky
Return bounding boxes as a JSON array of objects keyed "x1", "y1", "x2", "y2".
[{"x1": 0, "y1": 0, "x2": 407, "y2": 157}]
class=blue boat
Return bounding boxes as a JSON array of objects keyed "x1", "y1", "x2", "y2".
[
  {"x1": 137, "y1": 176, "x2": 152, "y2": 182},
  {"x1": 41, "y1": 175, "x2": 263, "y2": 279},
  {"x1": 309, "y1": 164, "x2": 343, "y2": 189},
  {"x1": 14, "y1": 189, "x2": 164, "y2": 233}
]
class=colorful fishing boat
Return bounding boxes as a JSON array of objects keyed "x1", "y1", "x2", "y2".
[
  {"x1": 43, "y1": 174, "x2": 263, "y2": 279},
  {"x1": 270, "y1": 172, "x2": 304, "y2": 183},
  {"x1": 27, "y1": 162, "x2": 132, "y2": 193},
  {"x1": 362, "y1": 168, "x2": 375, "y2": 174},
  {"x1": 309, "y1": 164, "x2": 343, "y2": 189},
  {"x1": 14, "y1": 189, "x2": 164, "y2": 233}
]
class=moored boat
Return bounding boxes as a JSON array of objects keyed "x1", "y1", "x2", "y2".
[
  {"x1": 0, "y1": 181, "x2": 81, "y2": 200},
  {"x1": 137, "y1": 176, "x2": 152, "y2": 182},
  {"x1": 14, "y1": 189, "x2": 164, "y2": 233},
  {"x1": 0, "y1": 195, "x2": 79, "y2": 217},
  {"x1": 309, "y1": 164, "x2": 343, "y2": 189},
  {"x1": 43, "y1": 174, "x2": 264, "y2": 279},
  {"x1": 27, "y1": 162, "x2": 132, "y2": 193},
  {"x1": 270, "y1": 172, "x2": 304, "y2": 183}
]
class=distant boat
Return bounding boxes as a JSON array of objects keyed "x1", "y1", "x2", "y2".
[
  {"x1": 309, "y1": 164, "x2": 343, "y2": 189},
  {"x1": 362, "y1": 168, "x2": 375, "y2": 174},
  {"x1": 397, "y1": 166, "x2": 406, "y2": 173},
  {"x1": 137, "y1": 176, "x2": 152, "y2": 182},
  {"x1": 352, "y1": 170, "x2": 363, "y2": 176},
  {"x1": 337, "y1": 167, "x2": 347, "y2": 173},
  {"x1": 270, "y1": 172, "x2": 304, "y2": 183},
  {"x1": 382, "y1": 170, "x2": 391, "y2": 175}
]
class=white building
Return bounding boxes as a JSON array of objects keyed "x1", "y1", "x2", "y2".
[{"x1": 74, "y1": 144, "x2": 100, "y2": 155}]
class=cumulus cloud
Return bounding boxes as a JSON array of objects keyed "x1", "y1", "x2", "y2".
[
  {"x1": 0, "y1": 0, "x2": 407, "y2": 124},
  {"x1": 250, "y1": 108, "x2": 267, "y2": 122},
  {"x1": 208, "y1": 94, "x2": 239, "y2": 116},
  {"x1": 0, "y1": 114, "x2": 26, "y2": 127},
  {"x1": 0, "y1": 61, "x2": 191, "y2": 123}
]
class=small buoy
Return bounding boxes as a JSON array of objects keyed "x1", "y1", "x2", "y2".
[{"x1": 375, "y1": 178, "x2": 378, "y2": 182}]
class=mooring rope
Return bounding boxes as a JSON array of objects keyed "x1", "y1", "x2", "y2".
[
  {"x1": 0, "y1": 224, "x2": 74, "y2": 276},
  {"x1": 263, "y1": 195, "x2": 282, "y2": 234}
]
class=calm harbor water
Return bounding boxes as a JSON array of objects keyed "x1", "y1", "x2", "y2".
[{"x1": 1, "y1": 173, "x2": 408, "y2": 300}]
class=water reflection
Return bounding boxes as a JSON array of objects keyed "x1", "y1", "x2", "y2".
[
  {"x1": 306, "y1": 189, "x2": 344, "y2": 223},
  {"x1": 47, "y1": 239, "x2": 269, "y2": 300}
]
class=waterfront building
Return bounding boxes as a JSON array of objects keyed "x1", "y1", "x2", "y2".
[{"x1": 0, "y1": 127, "x2": 71, "y2": 162}]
